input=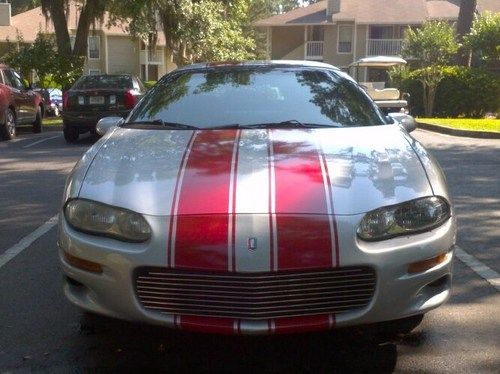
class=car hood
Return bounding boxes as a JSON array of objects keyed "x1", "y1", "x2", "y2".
[{"x1": 78, "y1": 125, "x2": 432, "y2": 216}]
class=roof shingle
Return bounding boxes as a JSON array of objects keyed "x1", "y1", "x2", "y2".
[{"x1": 255, "y1": 0, "x2": 500, "y2": 26}]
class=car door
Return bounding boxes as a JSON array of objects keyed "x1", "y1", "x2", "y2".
[{"x1": 3, "y1": 69, "x2": 33, "y2": 123}]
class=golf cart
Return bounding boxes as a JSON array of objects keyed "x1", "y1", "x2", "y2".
[{"x1": 349, "y1": 56, "x2": 408, "y2": 114}]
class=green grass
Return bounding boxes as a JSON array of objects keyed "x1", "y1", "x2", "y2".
[
  {"x1": 43, "y1": 117, "x2": 63, "y2": 126},
  {"x1": 417, "y1": 118, "x2": 500, "y2": 133}
]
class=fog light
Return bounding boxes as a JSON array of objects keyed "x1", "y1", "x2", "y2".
[
  {"x1": 408, "y1": 252, "x2": 448, "y2": 274},
  {"x1": 63, "y1": 251, "x2": 103, "y2": 274}
]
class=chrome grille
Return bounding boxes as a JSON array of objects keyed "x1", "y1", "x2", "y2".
[{"x1": 135, "y1": 267, "x2": 376, "y2": 319}]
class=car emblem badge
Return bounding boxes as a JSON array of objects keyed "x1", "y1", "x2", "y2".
[{"x1": 248, "y1": 238, "x2": 257, "y2": 251}]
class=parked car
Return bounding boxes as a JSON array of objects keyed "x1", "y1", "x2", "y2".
[
  {"x1": 59, "y1": 61, "x2": 455, "y2": 335},
  {"x1": 0, "y1": 64, "x2": 44, "y2": 140},
  {"x1": 348, "y1": 56, "x2": 409, "y2": 114},
  {"x1": 62, "y1": 74, "x2": 146, "y2": 143},
  {"x1": 36, "y1": 88, "x2": 62, "y2": 117}
]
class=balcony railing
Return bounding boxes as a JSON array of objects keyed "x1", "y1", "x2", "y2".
[
  {"x1": 305, "y1": 41, "x2": 324, "y2": 60},
  {"x1": 367, "y1": 39, "x2": 403, "y2": 56}
]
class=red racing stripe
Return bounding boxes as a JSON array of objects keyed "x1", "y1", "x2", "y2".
[
  {"x1": 180, "y1": 315, "x2": 235, "y2": 334},
  {"x1": 230, "y1": 130, "x2": 242, "y2": 272},
  {"x1": 174, "y1": 130, "x2": 238, "y2": 270},
  {"x1": 267, "y1": 129, "x2": 276, "y2": 271},
  {"x1": 273, "y1": 315, "x2": 332, "y2": 334},
  {"x1": 167, "y1": 131, "x2": 197, "y2": 267},
  {"x1": 319, "y1": 151, "x2": 341, "y2": 267},
  {"x1": 271, "y1": 130, "x2": 333, "y2": 270}
]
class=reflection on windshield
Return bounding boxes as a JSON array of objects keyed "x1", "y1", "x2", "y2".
[{"x1": 129, "y1": 68, "x2": 386, "y2": 129}]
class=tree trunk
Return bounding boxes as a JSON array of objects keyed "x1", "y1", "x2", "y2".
[
  {"x1": 42, "y1": 0, "x2": 106, "y2": 59},
  {"x1": 456, "y1": 0, "x2": 477, "y2": 66},
  {"x1": 428, "y1": 84, "x2": 436, "y2": 117},
  {"x1": 73, "y1": 0, "x2": 103, "y2": 57},
  {"x1": 41, "y1": 0, "x2": 71, "y2": 57}
]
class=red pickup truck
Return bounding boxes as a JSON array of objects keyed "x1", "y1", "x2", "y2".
[{"x1": 0, "y1": 64, "x2": 44, "y2": 140}]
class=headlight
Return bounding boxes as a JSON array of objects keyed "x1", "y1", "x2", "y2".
[
  {"x1": 357, "y1": 196, "x2": 450, "y2": 241},
  {"x1": 64, "y1": 199, "x2": 151, "y2": 242}
]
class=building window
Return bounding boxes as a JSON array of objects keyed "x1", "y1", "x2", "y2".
[
  {"x1": 88, "y1": 36, "x2": 100, "y2": 59},
  {"x1": 89, "y1": 69, "x2": 101, "y2": 75},
  {"x1": 338, "y1": 25, "x2": 353, "y2": 53}
]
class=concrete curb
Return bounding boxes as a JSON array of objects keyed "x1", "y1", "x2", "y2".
[{"x1": 417, "y1": 122, "x2": 500, "y2": 139}]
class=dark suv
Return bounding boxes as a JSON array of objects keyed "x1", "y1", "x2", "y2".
[
  {"x1": 0, "y1": 64, "x2": 44, "y2": 140},
  {"x1": 62, "y1": 74, "x2": 146, "y2": 142}
]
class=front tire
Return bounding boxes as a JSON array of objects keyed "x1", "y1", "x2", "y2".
[
  {"x1": 33, "y1": 106, "x2": 43, "y2": 133},
  {"x1": 63, "y1": 122, "x2": 79, "y2": 143},
  {"x1": 1, "y1": 108, "x2": 16, "y2": 140}
]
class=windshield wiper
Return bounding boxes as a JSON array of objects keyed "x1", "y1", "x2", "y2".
[
  {"x1": 210, "y1": 120, "x2": 342, "y2": 129},
  {"x1": 123, "y1": 120, "x2": 200, "y2": 130}
]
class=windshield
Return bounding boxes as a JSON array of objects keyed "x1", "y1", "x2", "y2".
[
  {"x1": 128, "y1": 67, "x2": 386, "y2": 129},
  {"x1": 73, "y1": 75, "x2": 134, "y2": 89}
]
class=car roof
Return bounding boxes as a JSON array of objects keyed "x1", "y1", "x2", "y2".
[
  {"x1": 176, "y1": 60, "x2": 340, "y2": 72},
  {"x1": 348, "y1": 56, "x2": 407, "y2": 68}
]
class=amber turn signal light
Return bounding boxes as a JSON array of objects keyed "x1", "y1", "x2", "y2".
[
  {"x1": 408, "y1": 252, "x2": 448, "y2": 274},
  {"x1": 63, "y1": 251, "x2": 103, "y2": 274}
]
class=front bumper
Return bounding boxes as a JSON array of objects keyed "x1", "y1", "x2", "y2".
[{"x1": 58, "y1": 213, "x2": 456, "y2": 335}]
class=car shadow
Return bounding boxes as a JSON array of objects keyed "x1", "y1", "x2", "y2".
[{"x1": 75, "y1": 313, "x2": 399, "y2": 372}]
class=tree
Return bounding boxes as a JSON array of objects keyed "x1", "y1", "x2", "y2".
[
  {"x1": 402, "y1": 22, "x2": 459, "y2": 116},
  {"x1": 464, "y1": 11, "x2": 500, "y2": 64},
  {"x1": 110, "y1": 0, "x2": 273, "y2": 66},
  {"x1": 40, "y1": 0, "x2": 108, "y2": 58},
  {"x1": 455, "y1": 0, "x2": 477, "y2": 66},
  {"x1": 3, "y1": 32, "x2": 84, "y2": 89},
  {"x1": 10, "y1": 0, "x2": 41, "y2": 15}
]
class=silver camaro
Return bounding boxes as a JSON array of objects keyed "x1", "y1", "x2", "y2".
[{"x1": 58, "y1": 61, "x2": 456, "y2": 335}]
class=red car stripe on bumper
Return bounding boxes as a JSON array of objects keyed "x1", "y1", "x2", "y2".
[
  {"x1": 273, "y1": 314, "x2": 332, "y2": 334},
  {"x1": 180, "y1": 315, "x2": 235, "y2": 334}
]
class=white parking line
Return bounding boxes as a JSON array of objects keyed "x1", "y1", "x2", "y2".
[
  {"x1": 0, "y1": 215, "x2": 58, "y2": 269},
  {"x1": 455, "y1": 246, "x2": 500, "y2": 292},
  {"x1": 22, "y1": 135, "x2": 61, "y2": 149}
]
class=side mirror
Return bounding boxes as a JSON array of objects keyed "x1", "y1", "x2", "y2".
[
  {"x1": 96, "y1": 116, "x2": 123, "y2": 136},
  {"x1": 387, "y1": 112, "x2": 417, "y2": 133}
]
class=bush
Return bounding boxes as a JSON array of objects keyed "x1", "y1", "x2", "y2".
[
  {"x1": 2, "y1": 32, "x2": 84, "y2": 90},
  {"x1": 391, "y1": 66, "x2": 500, "y2": 117},
  {"x1": 434, "y1": 67, "x2": 500, "y2": 117}
]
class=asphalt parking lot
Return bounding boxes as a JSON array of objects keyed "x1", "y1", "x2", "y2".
[{"x1": 0, "y1": 128, "x2": 498, "y2": 372}]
